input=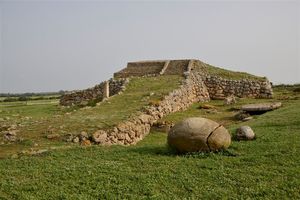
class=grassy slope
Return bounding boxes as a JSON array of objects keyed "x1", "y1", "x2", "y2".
[
  {"x1": 202, "y1": 62, "x2": 266, "y2": 80},
  {"x1": 0, "y1": 88, "x2": 299, "y2": 199},
  {"x1": 0, "y1": 75, "x2": 182, "y2": 158}
]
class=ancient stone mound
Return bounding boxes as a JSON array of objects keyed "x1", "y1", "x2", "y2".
[
  {"x1": 167, "y1": 117, "x2": 231, "y2": 153},
  {"x1": 59, "y1": 59, "x2": 274, "y2": 146},
  {"x1": 61, "y1": 59, "x2": 273, "y2": 106}
]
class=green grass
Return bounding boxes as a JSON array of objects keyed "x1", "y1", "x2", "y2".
[
  {"x1": 203, "y1": 63, "x2": 266, "y2": 80},
  {"x1": 0, "y1": 95, "x2": 299, "y2": 199}
]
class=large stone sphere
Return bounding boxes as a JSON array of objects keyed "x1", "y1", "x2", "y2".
[{"x1": 167, "y1": 117, "x2": 231, "y2": 153}]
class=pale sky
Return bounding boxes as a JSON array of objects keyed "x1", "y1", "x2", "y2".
[{"x1": 0, "y1": 0, "x2": 299, "y2": 93}]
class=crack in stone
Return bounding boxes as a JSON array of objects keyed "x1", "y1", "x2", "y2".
[{"x1": 206, "y1": 124, "x2": 222, "y2": 151}]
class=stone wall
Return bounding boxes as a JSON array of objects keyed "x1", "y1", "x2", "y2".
[
  {"x1": 60, "y1": 83, "x2": 104, "y2": 106},
  {"x1": 109, "y1": 79, "x2": 129, "y2": 96},
  {"x1": 92, "y1": 71, "x2": 210, "y2": 145},
  {"x1": 60, "y1": 79, "x2": 128, "y2": 106},
  {"x1": 203, "y1": 75, "x2": 273, "y2": 99}
]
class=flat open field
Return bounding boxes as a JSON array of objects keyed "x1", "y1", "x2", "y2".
[{"x1": 0, "y1": 84, "x2": 299, "y2": 199}]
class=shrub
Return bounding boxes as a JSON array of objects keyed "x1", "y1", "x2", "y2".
[{"x1": 18, "y1": 96, "x2": 29, "y2": 101}]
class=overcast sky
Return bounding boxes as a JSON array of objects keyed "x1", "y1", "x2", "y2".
[{"x1": 0, "y1": 0, "x2": 299, "y2": 93}]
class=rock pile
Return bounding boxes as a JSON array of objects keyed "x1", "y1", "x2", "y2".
[
  {"x1": 1, "y1": 124, "x2": 19, "y2": 143},
  {"x1": 63, "y1": 132, "x2": 92, "y2": 146},
  {"x1": 224, "y1": 95, "x2": 237, "y2": 105}
]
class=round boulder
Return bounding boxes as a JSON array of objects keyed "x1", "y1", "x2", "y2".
[
  {"x1": 167, "y1": 117, "x2": 231, "y2": 153},
  {"x1": 236, "y1": 126, "x2": 255, "y2": 140}
]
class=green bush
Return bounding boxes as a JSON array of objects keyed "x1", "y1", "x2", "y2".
[{"x1": 18, "y1": 96, "x2": 29, "y2": 101}]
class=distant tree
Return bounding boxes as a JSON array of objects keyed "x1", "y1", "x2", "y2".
[
  {"x1": 18, "y1": 96, "x2": 29, "y2": 101},
  {"x1": 3, "y1": 97, "x2": 17, "y2": 102},
  {"x1": 58, "y1": 90, "x2": 65, "y2": 95}
]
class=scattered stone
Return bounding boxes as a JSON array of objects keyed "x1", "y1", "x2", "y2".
[
  {"x1": 81, "y1": 139, "x2": 91, "y2": 146},
  {"x1": 72, "y1": 136, "x2": 80, "y2": 143},
  {"x1": 3, "y1": 130, "x2": 18, "y2": 142},
  {"x1": 20, "y1": 149, "x2": 48, "y2": 156},
  {"x1": 168, "y1": 117, "x2": 231, "y2": 153},
  {"x1": 79, "y1": 131, "x2": 89, "y2": 141},
  {"x1": 24, "y1": 116, "x2": 32, "y2": 120},
  {"x1": 30, "y1": 149, "x2": 48, "y2": 155},
  {"x1": 235, "y1": 111, "x2": 251, "y2": 121},
  {"x1": 241, "y1": 102, "x2": 282, "y2": 113},
  {"x1": 242, "y1": 116, "x2": 253, "y2": 122},
  {"x1": 152, "y1": 121, "x2": 174, "y2": 133},
  {"x1": 205, "y1": 109, "x2": 219, "y2": 114},
  {"x1": 11, "y1": 154, "x2": 18, "y2": 159},
  {"x1": 223, "y1": 95, "x2": 237, "y2": 105},
  {"x1": 8, "y1": 124, "x2": 17, "y2": 130},
  {"x1": 46, "y1": 126, "x2": 55, "y2": 134},
  {"x1": 64, "y1": 133, "x2": 74, "y2": 142},
  {"x1": 198, "y1": 104, "x2": 216, "y2": 109},
  {"x1": 0, "y1": 124, "x2": 10, "y2": 132},
  {"x1": 46, "y1": 134, "x2": 60, "y2": 140},
  {"x1": 236, "y1": 126, "x2": 255, "y2": 140},
  {"x1": 92, "y1": 130, "x2": 107, "y2": 143}
]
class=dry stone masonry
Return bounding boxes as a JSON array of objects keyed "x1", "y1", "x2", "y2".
[
  {"x1": 59, "y1": 59, "x2": 273, "y2": 146},
  {"x1": 60, "y1": 78, "x2": 128, "y2": 106},
  {"x1": 203, "y1": 75, "x2": 273, "y2": 99}
]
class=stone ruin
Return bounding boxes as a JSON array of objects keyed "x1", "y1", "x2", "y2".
[{"x1": 59, "y1": 59, "x2": 273, "y2": 146}]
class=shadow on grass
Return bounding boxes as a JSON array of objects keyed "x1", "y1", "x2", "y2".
[{"x1": 128, "y1": 145, "x2": 238, "y2": 158}]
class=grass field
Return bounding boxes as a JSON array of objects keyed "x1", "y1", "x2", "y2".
[{"x1": 0, "y1": 83, "x2": 299, "y2": 199}]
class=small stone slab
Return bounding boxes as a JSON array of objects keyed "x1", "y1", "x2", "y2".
[{"x1": 241, "y1": 102, "x2": 282, "y2": 112}]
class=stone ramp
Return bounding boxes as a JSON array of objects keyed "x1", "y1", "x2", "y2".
[
  {"x1": 114, "y1": 61, "x2": 166, "y2": 78},
  {"x1": 163, "y1": 60, "x2": 190, "y2": 75},
  {"x1": 114, "y1": 59, "x2": 191, "y2": 78}
]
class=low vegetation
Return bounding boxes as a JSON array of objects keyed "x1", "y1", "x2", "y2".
[{"x1": 203, "y1": 63, "x2": 266, "y2": 80}]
